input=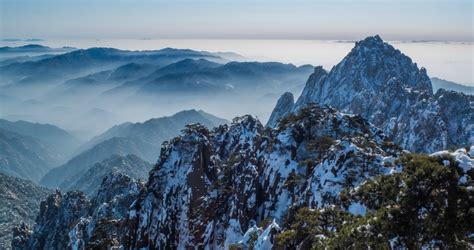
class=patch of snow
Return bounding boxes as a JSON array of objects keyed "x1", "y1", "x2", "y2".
[{"x1": 254, "y1": 220, "x2": 280, "y2": 250}]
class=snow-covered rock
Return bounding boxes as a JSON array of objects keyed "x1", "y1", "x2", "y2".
[
  {"x1": 125, "y1": 105, "x2": 401, "y2": 248},
  {"x1": 269, "y1": 35, "x2": 473, "y2": 153},
  {"x1": 430, "y1": 147, "x2": 474, "y2": 185},
  {"x1": 13, "y1": 105, "x2": 473, "y2": 249},
  {"x1": 13, "y1": 172, "x2": 145, "y2": 250}
]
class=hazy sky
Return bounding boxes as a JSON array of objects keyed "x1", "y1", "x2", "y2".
[{"x1": 1, "y1": 0, "x2": 473, "y2": 41}]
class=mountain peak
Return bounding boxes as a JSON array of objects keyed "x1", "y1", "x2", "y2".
[
  {"x1": 313, "y1": 65, "x2": 327, "y2": 76},
  {"x1": 357, "y1": 35, "x2": 384, "y2": 46},
  {"x1": 351, "y1": 35, "x2": 394, "y2": 55},
  {"x1": 266, "y1": 92, "x2": 295, "y2": 128},
  {"x1": 281, "y1": 37, "x2": 472, "y2": 153},
  {"x1": 335, "y1": 34, "x2": 433, "y2": 94},
  {"x1": 352, "y1": 35, "x2": 388, "y2": 53}
]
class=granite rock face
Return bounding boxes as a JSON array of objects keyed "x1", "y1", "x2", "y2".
[
  {"x1": 266, "y1": 92, "x2": 295, "y2": 128},
  {"x1": 126, "y1": 105, "x2": 402, "y2": 248},
  {"x1": 12, "y1": 172, "x2": 145, "y2": 250},
  {"x1": 12, "y1": 105, "x2": 474, "y2": 249},
  {"x1": 0, "y1": 173, "x2": 51, "y2": 249},
  {"x1": 269, "y1": 35, "x2": 474, "y2": 153}
]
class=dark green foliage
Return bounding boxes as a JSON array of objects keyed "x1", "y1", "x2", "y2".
[
  {"x1": 182, "y1": 123, "x2": 210, "y2": 138},
  {"x1": 306, "y1": 136, "x2": 336, "y2": 154},
  {"x1": 276, "y1": 153, "x2": 474, "y2": 249},
  {"x1": 275, "y1": 207, "x2": 352, "y2": 248},
  {"x1": 87, "y1": 219, "x2": 123, "y2": 250},
  {"x1": 258, "y1": 218, "x2": 274, "y2": 229},
  {"x1": 277, "y1": 104, "x2": 334, "y2": 133},
  {"x1": 339, "y1": 153, "x2": 473, "y2": 248}
]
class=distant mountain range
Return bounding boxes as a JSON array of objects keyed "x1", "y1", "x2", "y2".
[
  {"x1": 0, "y1": 118, "x2": 82, "y2": 182},
  {"x1": 134, "y1": 61, "x2": 313, "y2": 97},
  {"x1": 58, "y1": 154, "x2": 152, "y2": 197},
  {"x1": 78, "y1": 109, "x2": 228, "y2": 154},
  {"x1": 0, "y1": 47, "x2": 239, "y2": 100},
  {"x1": 431, "y1": 77, "x2": 474, "y2": 95},
  {"x1": 0, "y1": 128, "x2": 62, "y2": 182},
  {"x1": 40, "y1": 109, "x2": 228, "y2": 188},
  {"x1": 0, "y1": 119, "x2": 81, "y2": 160},
  {"x1": 0, "y1": 46, "x2": 232, "y2": 83},
  {"x1": 0, "y1": 45, "x2": 313, "y2": 135},
  {"x1": 0, "y1": 44, "x2": 71, "y2": 51},
  {"x1": 0, "y1": 44, "x2": 75, "y2": 57}
]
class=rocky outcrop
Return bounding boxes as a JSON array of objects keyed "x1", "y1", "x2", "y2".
[
  {"x1": 0, "y1": 173, "x2": 51, "y2": 249},
  {"x1": 13, "y1": 172, "x2": 145, "y2": 249},
  {"x1": 294, "y1": 66, "x2": 328, "y2": 108},
  {"x1": 125, "y1": 105, "x2": 401, "y2": 248},
  {"x1": 13, "y1": 104, "x2": 474, "y2": 249},
  {"x1": 269, "y1": 35, "x2": 473, "y2": 153},
  {"x1": 266, "y1": 92, "x2": 295, "y2": 128},
  {"x1": 23, "y1": 190, "x2": 90, "y2": 249}
]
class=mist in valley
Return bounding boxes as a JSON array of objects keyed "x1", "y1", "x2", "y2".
[{"x1": 0, "y1": 46, "x2": 313, "y2": 145}]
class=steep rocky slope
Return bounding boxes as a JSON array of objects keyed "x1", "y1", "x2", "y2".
[
  {"x1": 12, "y1": 105, "x2": 474, "y2": 249},
  {"x1": 266, "y1": 92, "x2": 294, "y2": 129},
  {"x1": 268, "y1": 36, "x2": 473, "y2": 153},
  {"x1": 12, "y1": 172, "x2": 144, "y2": 249},
  {"x1": 127, "y1": 105, "x2": 402, "y2": 248},
  {"x1": 14, "y1": 105, "x2": 402, "y2": 248},
  {"x1": 0, "y1": 173, "x2": 51, "y2": 249}
]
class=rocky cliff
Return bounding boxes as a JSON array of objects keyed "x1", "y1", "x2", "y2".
[
  {"x1": 13, "y1": 105, "x2": 474, "y2": 249},
  {"x1": 268, "y1": 35, "x2": 473, "y2": 153}
]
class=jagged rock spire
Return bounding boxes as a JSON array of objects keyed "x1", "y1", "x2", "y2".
[{"x1": 266, "y1": 92, "x2": 295, "y2": 128}]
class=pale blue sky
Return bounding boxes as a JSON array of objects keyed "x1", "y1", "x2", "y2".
[{"x1": 0, "y1": 0, "x2": 473, "y2": 41}]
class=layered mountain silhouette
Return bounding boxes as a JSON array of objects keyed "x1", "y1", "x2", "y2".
[
  {"x1": 58, "y1": 154, "x2": 152, "y2": 197},
  {"x1": 431, "y1": 77, "x2": 474, "y2": 95},
  {"x1": 0, "y1": 47, "x2": 235, "y2": 97},
  {"x1": 0, "y1": 128, "x2": 62, "y2": 182},
  {"x1": 0, "y1": 119, "x2": 80, "y2": 159}
]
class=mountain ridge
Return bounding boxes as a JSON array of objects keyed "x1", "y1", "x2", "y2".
[
  {"x1": 13, "y1": 104, "x2": 474, "y2": 248},
  {"x1": 269, "y1": 35, "x2": 473, "y2": 153}
]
